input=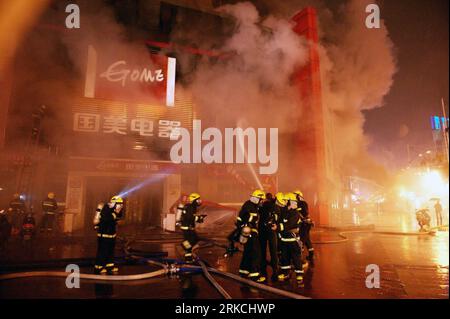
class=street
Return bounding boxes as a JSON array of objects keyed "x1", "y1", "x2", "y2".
[{"x1": 1, "y1": 225, "x2": 447, "y2": 299}]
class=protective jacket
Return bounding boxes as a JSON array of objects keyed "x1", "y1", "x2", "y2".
[
  {"x1": 180, "y1": 202, "x2": 202, "y2": 230},
  {"x1": 42, "y1": 198, "x2": 57, "y2": 214},
  {"x1": 278, "y1": 207, "x2": 301, "y2": 242},
  {"x1": 9, "y1": 199, "x2": 26, "y2": 212},
  {"x1": 236, "y1": 200, "x2": 260, "y2": 233},
  {"x1": 97, "y1": 204, "x2": 124, "y2": 237}
]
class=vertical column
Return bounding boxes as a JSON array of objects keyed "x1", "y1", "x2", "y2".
[
  {"x1": 292, "y1": 7, "x2": 329, "y2": 225},
  {"x1": 64, "y1": 174, "x2": 85, "y2": 233}
]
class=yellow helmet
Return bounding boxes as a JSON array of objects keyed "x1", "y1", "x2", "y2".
[
  {"x1": 110, "y1": 195, "x2": 124, "y2": 204},
  {"x1": 48, "y1": 192, "x2": 55, "y2": 199},
  {"x1": 188, "y1": 193, "x2": 201, "y2": 203},
  {"x1": 293, "y1": 190, "x2": 303, "y2": 198},
  {"x1": 285, "y1": 192, "x2": 298, "y2": 203},
  {"x1": 251, "y1": 189, "x2": 266, "y2": 200},
  {"x1": 275, "y1": 192, "x2": 287, "y2": 206}
]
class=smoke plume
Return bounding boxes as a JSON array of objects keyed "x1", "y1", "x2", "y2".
[
  {"x1": 183, "y1": 1, "x2": 309, "y2": 130},
  {"x1": 4, "y1": 0, "x2": 397, "y2": 203}
]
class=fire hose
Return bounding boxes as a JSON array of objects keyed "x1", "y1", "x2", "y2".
[
  {"x1": 3, "y1": 225, "x2": 444, "y2": 298},
  {"x1": 191, "y1": 241, "x2": 310, "y2": 299},
  {"x1": 198, "y1": 260, "x2": 232, "y2": 299},
  {"x1": 0, "y1": 268, "x2": 168, "y2": 282},
  {"x1": 125, "y1": 237, "x2": 310, "y2": 299}
]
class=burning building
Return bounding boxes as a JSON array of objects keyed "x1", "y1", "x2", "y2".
[{"x1": 0, "y1": 0, "x2": 397, "y2": 233}]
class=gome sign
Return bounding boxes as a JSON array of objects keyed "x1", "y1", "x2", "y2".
[{"x1": 84, "y1": 45, "x2": 176, "y2": 107}]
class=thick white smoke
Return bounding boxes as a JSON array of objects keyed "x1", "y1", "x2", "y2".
[
  {"x1": 188, "y1": 1, "x2": 309, "y2": 130},
  {"x1": 318, "y1": 0, "x2": 397, "y2": 181}
]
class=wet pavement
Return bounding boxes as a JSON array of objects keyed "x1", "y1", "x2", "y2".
[{"x1": 0, "y1": 226, "x2": 448, "y2": 299}]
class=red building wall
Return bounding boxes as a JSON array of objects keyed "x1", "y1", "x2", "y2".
[{"x1": 292, "y1": 7, "x2": 329, "y2": 225}]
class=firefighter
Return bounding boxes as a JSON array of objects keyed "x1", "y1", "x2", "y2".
[
  {"x1": 40, "y1": 192, "x2": 58, "y2": 234},
  {"x1": 237, "y1": 189, "x2": 266, "y2": 283},
  {"x1": 277, "y1": 192, "x2": 304, "y2": 283},
  {"x1": 294, "y1": 190, "x2": 315, "y2": 265},
  {"x1": 8, "y1": 193, "x2": 26, "y2": 234},
  {"x1": 93, "y1": 196, "x2": 124, "y2": 274},
  {"x1": 179, "y1": 193, "x2": 205, "y2": 263},
  {"x1": 258, "y1": 193, "x2": 280, "y2": 281}
]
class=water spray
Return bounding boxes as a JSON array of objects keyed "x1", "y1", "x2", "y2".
[
  {"x1": 236, "y1": 119, "x2": 264, "y2": 190},
  {"x1": 117, "y1": 167, "x2": 175, "y2": 199}
]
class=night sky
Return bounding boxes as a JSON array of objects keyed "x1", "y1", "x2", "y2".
[{"x1": 363, "y1": 0, "x2": 449, "y2": 170}]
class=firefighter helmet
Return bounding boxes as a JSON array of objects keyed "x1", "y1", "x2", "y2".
[
  {"x1": 188, "y1": 193, "x2": 201, "y2": 203},
  {"x1": 293, "y1": 189, "x2": 305, "y2": 200},
  {"x1": 251, "y1": 189, "x2": 266, "y2": 200},
  {"x1": 110, "y1": 196, "x2": 124, "y2": 204},
  {"x1": 275, "y1": 192, "x2": 287, "y2": 206},
  {"x1": 48, "y1": 192, "x2": 55, "y2": 199},
  {"x1": 285, "y1": 192, "x2": 298, "y2": 203},
  {"x1": 293, "y1": 190, "x2": 303, "y2": 198}
]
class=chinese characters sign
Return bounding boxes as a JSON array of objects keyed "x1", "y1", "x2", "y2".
[
  {"x1": 68, "y1": 157, "x2": 180, "y2": 174},
  {"x1": 73, "y1": 112, "x2": 181, "y2": 139}
]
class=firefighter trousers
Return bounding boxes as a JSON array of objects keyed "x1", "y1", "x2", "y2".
[
  {"x1": 95, "y1": 237, "x2": 116, "y2": 272},
  {"x1": 181, "y1": 230, "x2": 198, "y2": 261},
  {"x1": 279, "y1": 240, "x2": 303, "y2": 276},
  {"x1": 41, "y1": 213, "x2": 55, "y2": 232},
  {"x1": 226, "y1": 228, "x2": 240, "y2": 250},
  {"x1": 239, "y1": 234, "x2": 261, "y2": 279},
  {"x1": 259, "y1": 230, "x2": 278, "y2": 276},
  {"x1": 436, "y1": 211, "x2": 443, "y2": 226}
]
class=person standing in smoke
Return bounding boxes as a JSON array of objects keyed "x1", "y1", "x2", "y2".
[
  {"x1": 294, "y1": 190, "x2": 315, "y2": 265},
  {"x1": 93, "y1": 196, "x2": 124, "y2": 275},
  {"x1": 8, "y1": 193, "x2": 26, "y2": 235},
  {"x1": 277, "y1": 193, "x2": 304, "y2": 283},
  {"x1": 237, "y1": 189, "x2": 266, "y2": 283},
  {"x1": 258, "y1": 193, "x2": 280, "y2": 282},
  {"x1": 40, "y1": 192, "x2": 58, "y2": 235},
  {"x1": 179, "y1": 193, "x2": 205, "y2": 263}
]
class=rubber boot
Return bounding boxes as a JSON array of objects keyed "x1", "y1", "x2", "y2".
[
  {"x1": 256, "y1": 275, "x2": 267, "y2": 283},
  {"x1": 277, "y1": 272, "x2": 290, "y2": 282}
]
